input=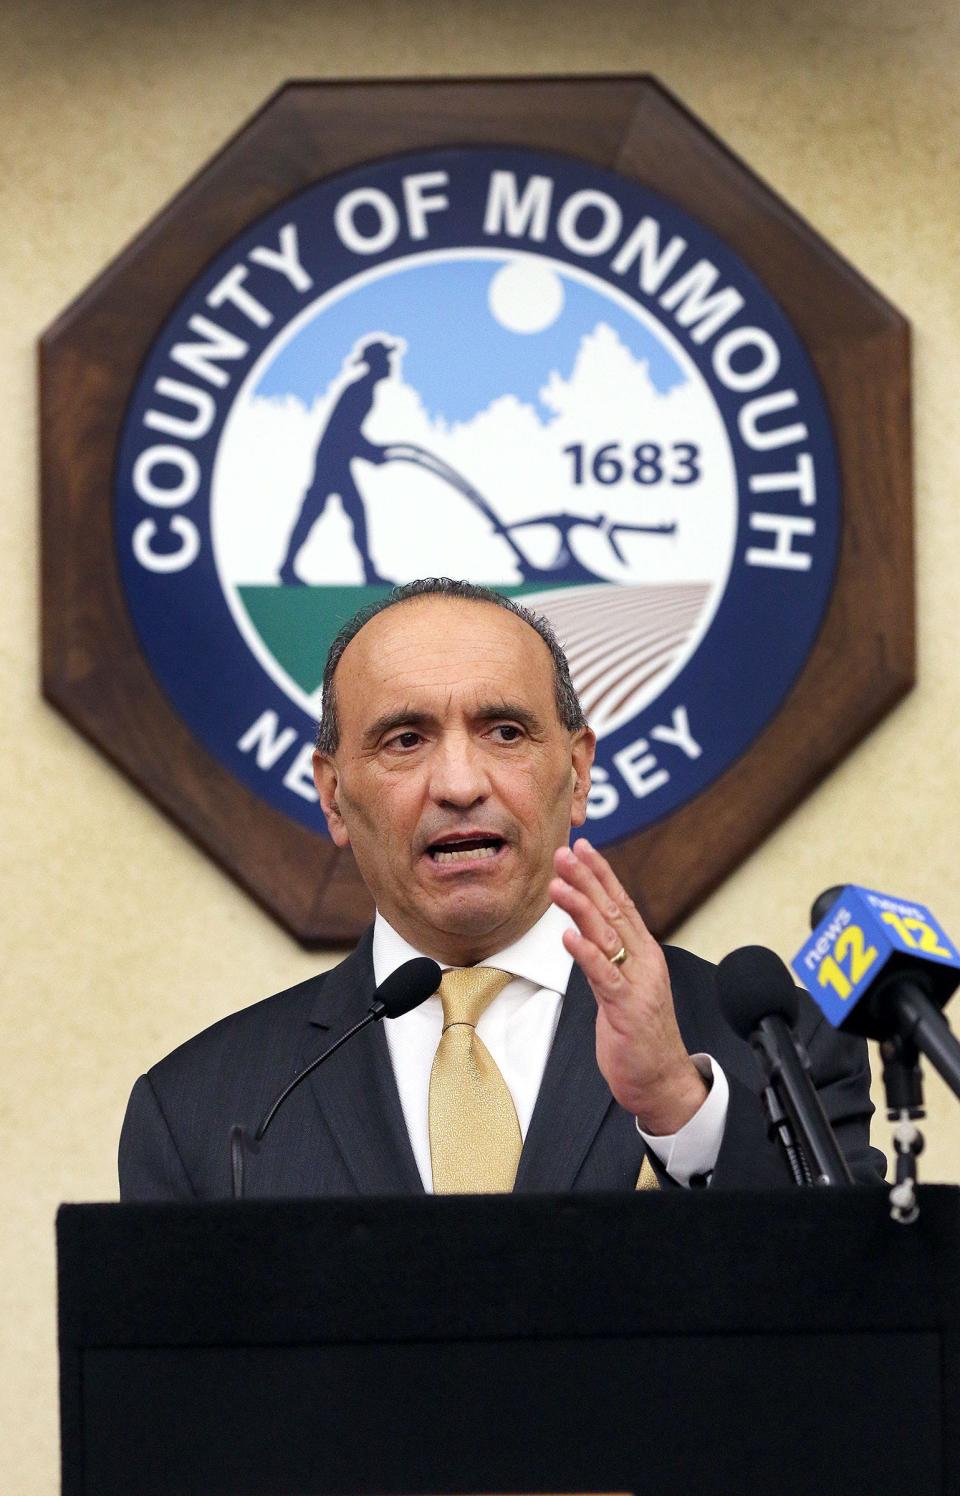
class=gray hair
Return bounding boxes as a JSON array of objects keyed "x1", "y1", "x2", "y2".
[{"x1": 315, "y1": 577, "x2": 586, "y2": 755}]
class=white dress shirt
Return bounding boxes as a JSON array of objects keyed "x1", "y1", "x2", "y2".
[{"x1": 374, "y1": 904, "x2": 729, "y2": 1190}]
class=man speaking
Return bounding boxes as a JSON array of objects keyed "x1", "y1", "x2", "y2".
[{"x1": 120, "y1": 579, "x2": 881, "y2": 1199}]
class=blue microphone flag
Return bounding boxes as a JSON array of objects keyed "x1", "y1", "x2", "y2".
[{"x1": 792, "y1": 886, "x2": 960, "y2": 1032}]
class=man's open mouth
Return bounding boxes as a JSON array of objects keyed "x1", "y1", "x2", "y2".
[{"x1": 426, "y1": 836, "x2": 506, "y2": 864}]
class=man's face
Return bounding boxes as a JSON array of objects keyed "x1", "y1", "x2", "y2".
[{"x1": 314, "y1": 597, "x2": 595, "y2": 964}]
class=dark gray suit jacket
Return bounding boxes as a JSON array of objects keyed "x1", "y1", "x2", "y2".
[{"x1": 119, "y1": 932, "x2": 884, "y2": 1200}]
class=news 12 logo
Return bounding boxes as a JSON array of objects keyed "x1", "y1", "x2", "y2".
[{"x1": 792, "y1": 887, "x2": 960, "y2": 1030}]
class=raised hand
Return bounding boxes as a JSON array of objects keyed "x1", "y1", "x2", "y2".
[{"x1": 550, "y1": 837, "x2": 708, "y2": 1135}]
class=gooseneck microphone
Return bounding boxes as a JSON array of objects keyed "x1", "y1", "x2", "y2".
[
  {"x1": 230, "y1": 957, "x2": 441, "y2": 1198},
  {"x1": 718, "y1": 945, "x2": 853, "y2": 1187}
]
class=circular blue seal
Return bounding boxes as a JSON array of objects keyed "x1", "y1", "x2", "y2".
[{"x1": 114, "y1": 146, "x2": 840, "y2": 845}]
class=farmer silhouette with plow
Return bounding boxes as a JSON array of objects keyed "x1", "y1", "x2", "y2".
[
  {"x1": 278, "y1": 336, "x2": 396, "y2": 587},
  {"x1": 278, "y1": 331, "x2": 677, "y2": 588}
]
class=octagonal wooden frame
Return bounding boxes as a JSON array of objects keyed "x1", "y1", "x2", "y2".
[{"x1": 40, "y1": 76, "x2": 913, "y2": 944}]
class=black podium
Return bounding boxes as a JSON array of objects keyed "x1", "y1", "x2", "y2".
[{"x1": 58, "y1": 1189, "x2": 960, "y2": 1495}]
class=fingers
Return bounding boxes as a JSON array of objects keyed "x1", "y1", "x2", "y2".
[
  {"x1": 560, "y1": 923, "x2": 627, "y2": 1004},
  {"x1": 550, "y1": 859, "x2": 621, "y2": 959},
  {"x1": 550, "y1": 838, "x2": 650, "y2": 955},
  {"x1": 553, "y1": 840, "x2": 692, "y2": 1125},
  {"x1": 570, "y1": 837, "x2": 644, "y2": 931}
]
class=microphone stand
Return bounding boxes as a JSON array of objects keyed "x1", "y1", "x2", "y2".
[
  {"x1": 879, "y1": 1028, "x2": 926, "y2": 1227},
  {"x1": 884, "y1": 979, "x2": 960, "y2": 1100},
  {"x1": 750, "y1": 1014, "x2": 853, "y2": 1187},
  {"x1": 229, "y1": 1124, "x2": 257, "y2": 1202},
  {"x1": 874, "y1": 978, "x2": 960, "y2": 1226},
  {"x1": 760, "y1": 1081, "x2": 812, "y2": 1187}
]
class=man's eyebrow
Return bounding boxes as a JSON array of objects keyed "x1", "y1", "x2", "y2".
[
  {"x1": 473, "y1": 701, "x2": 543, "y2": 730},
  {"x1": 362, "y1": 708, "x2": 435, "y2": 745}
]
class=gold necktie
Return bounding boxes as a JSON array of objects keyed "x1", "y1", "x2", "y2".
[
  {"x1": 429, "y1": 966, "x2": 521, "y2": 1194},
  {"x1": 636, "y1": 1155, "x2": 660, "y2": 1191}
]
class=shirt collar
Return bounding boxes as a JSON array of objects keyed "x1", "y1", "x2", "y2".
[{"x1": 372, "y1": 902, "x2": 575, "y2": 996}]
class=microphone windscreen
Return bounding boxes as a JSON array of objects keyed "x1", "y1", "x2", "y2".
[
  {"x1": 810, "y1": 885, "x2": 847, "y2": 931},
  {"x1": 376, "y1": 957, "x2": 442, "y2": 1018},
  {"x1": 717, "y1": 944, "x2": 799, "y2": 1038}
]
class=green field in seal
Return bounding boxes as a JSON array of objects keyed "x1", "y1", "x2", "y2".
[{"x1": 238, "y1": 583, "x2": 573, "y2": 695}]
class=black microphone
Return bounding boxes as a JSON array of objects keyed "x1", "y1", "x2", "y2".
[
  {"x1": 810, "y1": 886, "x2": 845, "y2": 930},
  {"x1": 718, "y1": 945, "x2": 853, "y2": 1187},
  {"x1": 230, "y1": 957, "x2": 441, "y2": 1198},
  {"x1": 804, "y1": 887, "x2": 960, "y2": 1101}
]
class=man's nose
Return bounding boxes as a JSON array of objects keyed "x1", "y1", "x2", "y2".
[{"x1": 427, "y1": 734, "x2": 490, "y2": 807}]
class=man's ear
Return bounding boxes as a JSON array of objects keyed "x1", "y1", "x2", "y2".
[
  {"x1": 569, "y1": 726, "x2": 596, "y2": 829},
  {"x1": 313, "y1": 750, "x2": 350, "y2": 848}
]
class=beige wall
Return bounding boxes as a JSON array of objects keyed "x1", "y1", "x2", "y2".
[{"x1": 2, "y1": 1, "x2": 959, "y2": 1489}]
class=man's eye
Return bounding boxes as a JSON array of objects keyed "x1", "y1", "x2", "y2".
[
  {"x1": 388, "y1": 730, "x2": 422, "y2": 750},
  {"x1": 492, "y1": 724, "x2": 523, "y2": 742}
]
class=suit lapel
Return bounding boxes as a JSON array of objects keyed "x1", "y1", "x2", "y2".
[
  {"x1": 304, "y1": 932, "x2": 424, "y2": 1195},
  {"x1": 513, "y1": 963, "x2": 615, "y2": 1192}
]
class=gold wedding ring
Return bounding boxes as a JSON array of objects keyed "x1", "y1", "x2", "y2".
[{"x1": 609, "y1": 945, "x2": 628, "y2": 967}]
